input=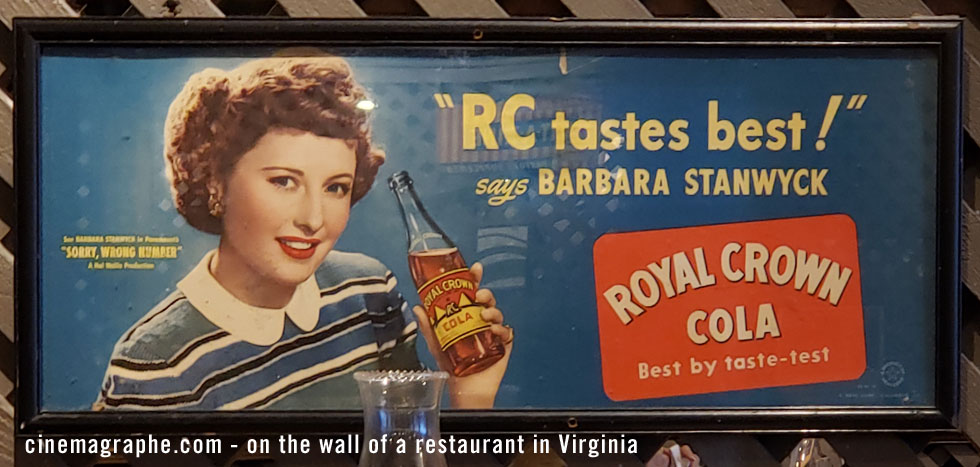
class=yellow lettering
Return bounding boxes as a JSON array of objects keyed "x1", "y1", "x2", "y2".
[
  {"x1": 622, "y1": 113, "x2": 640, "y2": 151},
  {"x1": 462, "y1": 93, "x2": 498, "y2": 150},
  {"x1": 793, "y1": 169, "x2": 809, "y2": 196},
  {"x1": 652, "y1": 169, "x2": 669, "y2": 195},
  {"x1": 500, "y1": 93, "x2": 535, "y2": 150},
  {"x1": 698, "y1": 168, "x2": 714, "y2": 195},
  {"x1": 538, "y1": 169, "x2": 555, "y2": 195},
  {"x1": 552, "y1": 112, "x2": 569, "y2": 150},
  {"x1": 570, "y1": 119, "x2": 598, "y2": 150},
  {"x1": 613, "y1": 168, "x2": 630, "y2": 195},
  {"x1": 766, "y1": 119, "x2": 786, "y2": 150},
  {"x1": 684, "y1": 168, "x2": 698, "y2": 195},
  {"x1": 576, "y1": 168, "x2": 593, "y2": 195},
  {"x1": 708, "y1": 100, "x2": 734, "y2": 151},
  {"x1": 751, "y1": 169, "x2": 776, "y2": 196},
  {"x1": 733, "y1": 169, "x2": 750, "y2": 195},
  {"x1": 556, "y1": 169, "x2": 574, "y2": 195},
  {"x1": 633, "y1": 169, "x2": 650, "y2": 195},
  {"x1": 639, "y1": 119, "x2": 665, "y2": 151},
  {"x1": 713, "y1": 168, "x2": 731, "y2": 195},
  {"x1": 475, "y1": 178, "x2": 489, "y2": 195},
  {"x1": 776, "y1": 169, "x2": 793, "y2": 195},
  {"x1": 596, "y1": 168, "x2": 612, "y2": 195},
  {"x1": 600, "y1": 119, "x2": 621, "y2": 150},
  {"x1": 811, "y1": 169, "x2": 828, "y2": 195},
  {"x1": 738, "y1": 119, "x2": 763, "y2": 151},
  {"x1": 668, "y1": 120, "x2": 690, "y2": 151}
]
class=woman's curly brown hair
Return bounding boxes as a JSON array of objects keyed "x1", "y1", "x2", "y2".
[{"x1": 163, "y1": 56, "x2": 384, "y2": 234}]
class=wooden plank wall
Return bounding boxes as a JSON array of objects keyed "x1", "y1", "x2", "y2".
[{"x1": 2, "y1": 0, "x2": 980, "y2": 465}]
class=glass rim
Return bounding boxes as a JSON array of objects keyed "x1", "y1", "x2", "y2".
[{"x1": 353, "y1": 370, "x2": 449, "y2": 383}]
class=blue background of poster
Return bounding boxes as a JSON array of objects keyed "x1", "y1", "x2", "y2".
[{"x1": 37, "y1": 47, "x2": 938, "y2": 410}]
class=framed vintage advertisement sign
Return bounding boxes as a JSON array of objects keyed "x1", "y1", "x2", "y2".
[{"x1": 15, "y1": 19, "x2": 961, "y2": 434}]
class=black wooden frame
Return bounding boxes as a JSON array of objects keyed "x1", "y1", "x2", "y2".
[{"x1": 14, "y1": 18, "x2": 963, "y2": 435}]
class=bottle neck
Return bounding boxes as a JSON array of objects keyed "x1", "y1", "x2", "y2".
[{"x1": 391, "y1": 183, "x2": 454, "y2": 253}]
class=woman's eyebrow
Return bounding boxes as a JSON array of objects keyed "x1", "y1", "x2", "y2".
[
  {"x1": 325, "y1": 173, "x2": 355, "y2": 181},
  {"x1": 261, "y1": 166, "x2": 304, "y2": 176}
]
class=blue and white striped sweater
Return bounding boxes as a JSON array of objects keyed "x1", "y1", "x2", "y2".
[{"x1": 94, "y1": 250, "x2": 420, "y2": 410}]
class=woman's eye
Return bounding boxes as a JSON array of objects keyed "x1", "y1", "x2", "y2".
[
  {"x1": 325, "y1": 182, "x2": 352, "y2": 196},
  {"x1": 269, "y1": 176, "x2": 297, "y2": 190}
]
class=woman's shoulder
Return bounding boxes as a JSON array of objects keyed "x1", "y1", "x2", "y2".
[
  {"x1": 111, "y1": 289, "x2": 219, "y2": 362},
  {"x1": 315, "y1": 250, "x2": 394, "y2": 286}
]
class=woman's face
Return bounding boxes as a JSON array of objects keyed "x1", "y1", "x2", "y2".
[{"x1": 218, "y1": 128, "x2": 357, "y2": 287}]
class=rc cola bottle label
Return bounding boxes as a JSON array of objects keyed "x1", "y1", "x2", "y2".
[
  {"x1": 389, "y1": 171, "x2": 505, "y2": 376},
  {"x1": 412, "y1": 249, "x2": 488, "y2": 351}
]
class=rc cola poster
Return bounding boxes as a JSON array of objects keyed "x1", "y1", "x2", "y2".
[{"x1": 37, "y1": 46, "x2": 938, "y2": 411}]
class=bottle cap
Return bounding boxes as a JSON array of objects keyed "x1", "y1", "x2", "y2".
[{"x1": 388, "y1": 171, "x2": 413, "y2": 190}]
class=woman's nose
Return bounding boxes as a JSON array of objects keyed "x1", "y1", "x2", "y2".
[{"x1": 294, "y1": 189, "x2": 324, "y2": 235}]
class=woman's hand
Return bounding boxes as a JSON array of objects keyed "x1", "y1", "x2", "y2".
[
  {"x1": 646, "y1": 444, "x2": 701, "y2": 467},
  {"x1": 413, "y1": 262, "x2": 514, "y2": 409}
]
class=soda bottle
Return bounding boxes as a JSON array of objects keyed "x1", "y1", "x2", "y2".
[{"x1": 388, "y1": 171, "x2": 505, "y2": 376}]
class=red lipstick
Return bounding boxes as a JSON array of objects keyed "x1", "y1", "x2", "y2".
[{"x1": 276, "y1": 236, "x2": 321, "y2": 260}]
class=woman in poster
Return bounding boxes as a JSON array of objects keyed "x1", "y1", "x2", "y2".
[{"x1": 93, "y1": 55, "x2": 513, "y2": 411}]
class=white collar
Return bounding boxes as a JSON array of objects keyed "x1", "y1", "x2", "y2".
[{"x1": 177, "y1": 250, "x2": 321, "y2": 346}]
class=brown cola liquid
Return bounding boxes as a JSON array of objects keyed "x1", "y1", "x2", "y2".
[{"x1": 408, "y1": 247, "x2": 505, "y2": 376}]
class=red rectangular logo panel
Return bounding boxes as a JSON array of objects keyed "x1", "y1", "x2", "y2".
[{"x1": 593, "y1": 215, "x2": 866, "y2": 401}]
